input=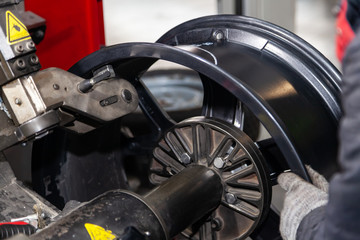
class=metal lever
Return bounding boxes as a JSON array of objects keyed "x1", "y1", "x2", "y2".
[{"x1": 78, "y1": 65, "x2": 115, "y2": 93}]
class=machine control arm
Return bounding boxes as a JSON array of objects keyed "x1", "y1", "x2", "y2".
[{"x1": 0, "y1": 66, "x2": 139, "y2": 151}]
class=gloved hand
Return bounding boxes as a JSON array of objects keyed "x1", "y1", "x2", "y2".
[{"x1": 278, "y1": 165, "x2": 329, "y2": 240}]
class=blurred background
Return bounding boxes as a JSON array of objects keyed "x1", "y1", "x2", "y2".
[{"x1": 103, "y1": 0, "x2": 340, "y2": 69}]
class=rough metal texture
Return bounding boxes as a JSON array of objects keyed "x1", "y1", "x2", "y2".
[{"x1": 0, "y1": 161, "x2": 59, "y2": 222}]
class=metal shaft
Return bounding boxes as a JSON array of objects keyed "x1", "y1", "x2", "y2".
[{"x1": 144, "y1": 165, "x2": 223, "y2": 238}]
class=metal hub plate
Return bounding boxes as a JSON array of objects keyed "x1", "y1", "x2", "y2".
[{"x1": 150, "y1": 117, "x2": 271, "y2": 239}]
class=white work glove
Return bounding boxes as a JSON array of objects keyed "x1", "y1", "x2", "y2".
[{"x1": 278, "y1": 165, "x2": 329, "y2": 240}]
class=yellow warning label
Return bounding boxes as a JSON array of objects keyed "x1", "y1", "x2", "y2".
[
  {"x1": 85, "y1": 223, "x2": 117, "y2": 240},
  {"x1": 6, "y1": 11, "x2": 31, "y2": 45}
]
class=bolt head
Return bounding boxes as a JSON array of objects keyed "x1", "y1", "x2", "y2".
[
  {"x1": 15, "y1": 59, "x2": 26, "y2": 70},
  {"x1": 27, "y1": 41, "x2": 35, "y2": 49},
  {"x1": 214, "y1": 157, "x2": 225, "y2": 169},
  {"x1": 225, "y1": 193, "x2": 237, "y2": 204},
  {"x1": 213, "y1": 30, "x2": 224, "y2": 41},
  {"x1": 15, "y1": 44, "x2": 24, "y2": 53},
  {"x1": 180, "y1": 153, "x2": 191, "y2": 164},
  {"x1": 30, "y1": 55, "x2": 39, "y2": 65},
  {"x1": 14, "y1": 98, "x2": 22, "y2": 105}
]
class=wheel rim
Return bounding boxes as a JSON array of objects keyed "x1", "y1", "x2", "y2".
[{"x1": 156, "y1": 15, "x2": 341, "y2": 180}]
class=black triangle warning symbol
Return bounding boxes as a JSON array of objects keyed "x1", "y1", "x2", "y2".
[{"x1": 6, "y1": 11, "x2": 31, "y2": 45}]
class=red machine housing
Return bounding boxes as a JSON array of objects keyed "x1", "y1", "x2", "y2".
[{"x1": 25, "y1": 0, "x2": 105, "y2": 70}]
